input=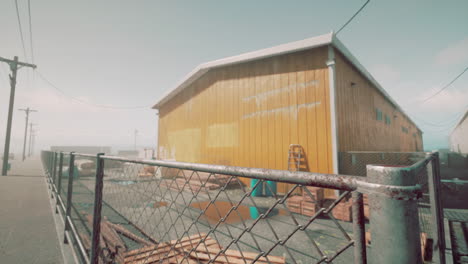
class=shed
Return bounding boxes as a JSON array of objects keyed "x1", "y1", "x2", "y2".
[{"x1": 152, "y1": 32, "x2": 423, "y2": 195}]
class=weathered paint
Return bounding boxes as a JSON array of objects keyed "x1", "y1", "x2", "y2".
[
  {"x1": 157, "y1": 47, "x2": 334, "y2": 193},
  {"x1": 334, "y1": 49, "x2": 423, "y2": 152}
]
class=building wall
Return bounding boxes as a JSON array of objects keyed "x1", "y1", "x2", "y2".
[
  {"x1": 450, "y1": 112, "x2": 468, "y2": 155},
  {"x1": 334, "y1": 50, "x2": 423, "y2": 153},
  {"x1": 158, "y1": 47, "x2": 333, "y2": 194}
]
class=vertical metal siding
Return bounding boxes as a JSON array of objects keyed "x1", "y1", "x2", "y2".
[
  {"x1": 158, "y1": 47, "x2": 333, "y2": 193},
  {"x1": 334, "y1": 50, "x2": 423, "y2": 153}
]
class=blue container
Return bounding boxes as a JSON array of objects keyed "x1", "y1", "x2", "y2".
[
  {"x1": 251, "y1": 179, "x2": 263, "y2": 197},
  {"x1": 265, "y1": 181, "x2": 277, "y2": 196}
]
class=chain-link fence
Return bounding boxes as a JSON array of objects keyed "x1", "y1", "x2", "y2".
[
  {"x1": 339, "y1": 151, "x2": 446, "y2": 263},
  {"x1": 42, "y1": 151, "x2": 441, "y2": 264}
]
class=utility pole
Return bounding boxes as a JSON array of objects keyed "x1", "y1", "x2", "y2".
[
  {"x1": 30, "y1": 130, "x2": 37, "y2": 157},
  {"x1": 0, "y1": 56, "x2": 37, "y2": 175},
  {"x1": 28, "y1": 123, "x2": 37, "y2": 157},
  {"x1": 19, "y1": 108, "x2": 37, "y2": 161}
]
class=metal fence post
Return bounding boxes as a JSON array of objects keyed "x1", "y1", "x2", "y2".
[
  {"x1": 64, "y1": 152, "x2": 75, "y2": 244},
  {"x1": 56, "y1": 152, "x2": 64, "y2": 214},
  {"x1": 352, "y1": 191, "x2": 367, "y2": 264},
  {"x1": 48, "y1": 152, "x2": 53, "y2": 188},
  {"x1": 367, "y1": 164, "x2": 422, "y2": 264},
  {"x1": 51, "y1": 152, "x2": 57, "y2": 198},
  {"x1": 427, "y1": 152, "x2": 446, "y2": 264},
  {"x1": 90, "y1": 153, "x2": 105, "y2": 264}
]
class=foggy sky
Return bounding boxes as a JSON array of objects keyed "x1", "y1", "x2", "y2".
[{"x1": 1, "y1": 0, "x2": 467, "y2": 155}]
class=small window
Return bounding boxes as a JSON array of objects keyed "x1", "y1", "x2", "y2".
[
  {"x1": 402, "y1": 126, "x2": 408, "y2": 133},
  {"x1": 385, "y1": 114, "x2": 391, "y2": 125},
  {"x1": 376, "y1": 108, "x2": 383, "y2": 121}
]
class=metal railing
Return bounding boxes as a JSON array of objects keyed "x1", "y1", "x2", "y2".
[
  {"x1": 338, "y1": 151, "x2": 446, "y2": 263},
  {"x1": 41, "y1": 150, "x2": 444, "y2": 264}
]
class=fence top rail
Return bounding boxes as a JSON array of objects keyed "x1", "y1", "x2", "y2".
[
  {"x1": 40, "y1": 151, "x2": 434, "y2": 199},
  {"x1": 102, "y1": 154, "x2": 365, "y2": 190},
  {"x1": 74, "y1": 153, "x2": 99, "y2": 158},
  {"x1": 100, "y1": 155, "x2": 425, "y2": 199}
]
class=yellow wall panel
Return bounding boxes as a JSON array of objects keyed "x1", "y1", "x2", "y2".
[{"x1": 158, "y1": 48, "x2": 333, "y2": 194}]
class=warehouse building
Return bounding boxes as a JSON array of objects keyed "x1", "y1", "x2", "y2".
[
  {"x1": 449, "y1": 109, "x2": 468, "y2": 155},
  {"x1": 153, "y1": 32, "x2": 423, "y2": 194}
]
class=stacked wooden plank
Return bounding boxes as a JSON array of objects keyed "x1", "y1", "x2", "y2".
[
  {"x1": 331, "y1": 199, "x2": 353, "y2": 222},
  {"x1": 365, "y1": 231, "x2": 433, "y2": 259},
  {"x1": 159, "y1": 178, "x2": 220, "y2": 194},
  {"x1": 285, "y1": 188, "x2": 371, "y2": 222},
  {"x1": 138, "y1": 166, "x2": 156, "y2": 177},
  {"x1": 80, "y1": 215, "x2": 285, "y2": 264},
  {"x1": 188, "y1": 171, "x2": 241, "y2": 188},
  {"x1": 363, "y1": 194, "x2": 370, "y2": 220},
  {"x1": 301, "y1": 187, "x2": 324, "y2": 217},
  {"x1": 81, "y1": 214, "x2": 154, "y2": 264},
  {"x1": 124, "y1": 233, "x2": 286, "y2": 264},
  {"x1": 286, "y1": 196, "x2": 303, "y2": 214}
]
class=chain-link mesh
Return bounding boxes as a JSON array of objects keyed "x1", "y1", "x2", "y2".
[
  {"x1": 41, "y1": 151, "x2": 441, "y2": 264},
  {"x1": 92, "y1": 159, "x2": 367, "y2": 264},
  {"x1": 339, "y1": 151, "x2": 443, "y2": 262},
  {"x1": 69, "y1": 155, "x2": 99, "y2": 260},
  {"x1": 338, "y1": 152, "x2": 426, "y2": 177}
]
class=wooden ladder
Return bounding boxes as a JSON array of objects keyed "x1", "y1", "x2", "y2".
[{"x1": 288, "y1": 144, "x2": 303, "y2": 172}]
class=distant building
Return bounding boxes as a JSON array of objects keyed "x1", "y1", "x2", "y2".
[
  {"x1": 50, "y1": 146, "x2": 111, "y2": 154},
  {"x1": 152, "y1": 32, "x2": 423, "y2": 194},
  {"x1": 117, "y1": 150, "x2": 139, "y2": 158},
  {"x1": 450, "y1": 109, "x2": 468, "y2": 155}
]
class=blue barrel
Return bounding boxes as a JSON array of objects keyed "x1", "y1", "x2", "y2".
[
  {"x1": 265, "y1": 181, "x2": 277, "y2": 196},
  {"x1": 251, "y1": 179, "x2": 263, "y2": 197}
]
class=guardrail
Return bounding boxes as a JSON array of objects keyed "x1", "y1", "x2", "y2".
[{"x1": 41, "y1": 151, "x2": 444, "y2": 264}]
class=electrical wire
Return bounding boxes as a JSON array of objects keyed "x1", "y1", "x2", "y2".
[
  {"x1": 413, "y1": 106, "x2": 467, "y2": 127},
  {"x1": 336, "y1": 0, "x2": 370, "y2": 35},
  {"x1": 14, "y1": 0, "x2": 29, "y2": 62},
  {"x1": 420, "y1": 66, "x2": 468, "y2": 103},
  {"x1": 35, "y1": 70, "x2": 153, "y2": 110},
  {"x1": 27, "y1": 0, "x2": 34, "y2": 64}
]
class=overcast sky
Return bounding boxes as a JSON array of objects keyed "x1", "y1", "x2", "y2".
[{"x1": 0, "y1": 0, "x2": 467, "y2": 155}]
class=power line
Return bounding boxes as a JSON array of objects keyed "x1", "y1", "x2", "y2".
[
  {"x1": 420, "y1": 66, "x2": 468, "y2": 103},
  {"x1": 14, "y1": 0, "x2": 29, "y2": 62},
  {"x1": 27, "y1": 0, "x2": 34, "y2": 63},
  {"x1": 35, "y1": 70, "x2": 153, "y2": 110},
  {"x1": 413, "y1": 107, "x2": 467, "y2": 127},
  {"x1": 336, "y1": 0, "x2": 370, "y2": 35}
]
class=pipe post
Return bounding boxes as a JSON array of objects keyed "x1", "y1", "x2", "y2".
[
  {"x1": 367, "y1": 164, "x2": 422, "y2": 263},
  {"x1": 90, "y1": 153, "x2": 105, "y2": 264},
  {"x1": 56, "y1": 152, "x2": 64, "y2": 213},
  {"x1": 64, "y1": 152, "x2": 76, "y2": 244}
]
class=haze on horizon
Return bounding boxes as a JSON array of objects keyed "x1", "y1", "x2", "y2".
[{"x1": 1, "y1": 0, "x2": 467, "y2": 156}]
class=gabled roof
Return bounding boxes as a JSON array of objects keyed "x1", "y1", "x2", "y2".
[
  {"x1": 451, "y1": 108, "x2": 468, "y2": 135},
  {"x1": 153, "y1": 32, "x2": 421, "y2": 132}
]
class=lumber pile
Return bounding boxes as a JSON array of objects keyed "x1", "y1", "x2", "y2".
[
  {"x1": 80, "y1": 215, "x2": 285, "y2": 264},
  {"x1": 286, "y1": 189, "x2": 371, "y2": 222},
  {"x1": 81, "y1": 214, "x2": 154, "y2": 264},
  {"x1": 138, "y1": 166, "x2": 156, "y2": 177},
  {"x1": 124, "y1": 233, "x2": 285, "y2": 264},
  {"x1": 365, "y1": 231, "x2": 433, "y2": 260},
  {"x1": 159, "y1": 173, "x2": 241, "y2": 193}
]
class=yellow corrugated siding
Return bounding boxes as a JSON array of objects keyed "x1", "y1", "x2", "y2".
[
  {"x1": 334, "y1": 49, "x2": 423, "y2": 152},
  {"x1": 158, "y1": 47, "x2": 333, "y2": 193}
]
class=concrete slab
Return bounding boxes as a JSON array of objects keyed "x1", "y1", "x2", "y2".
[{"x1": 0, "y1": 157, "x2": 65, "y2": 263}]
